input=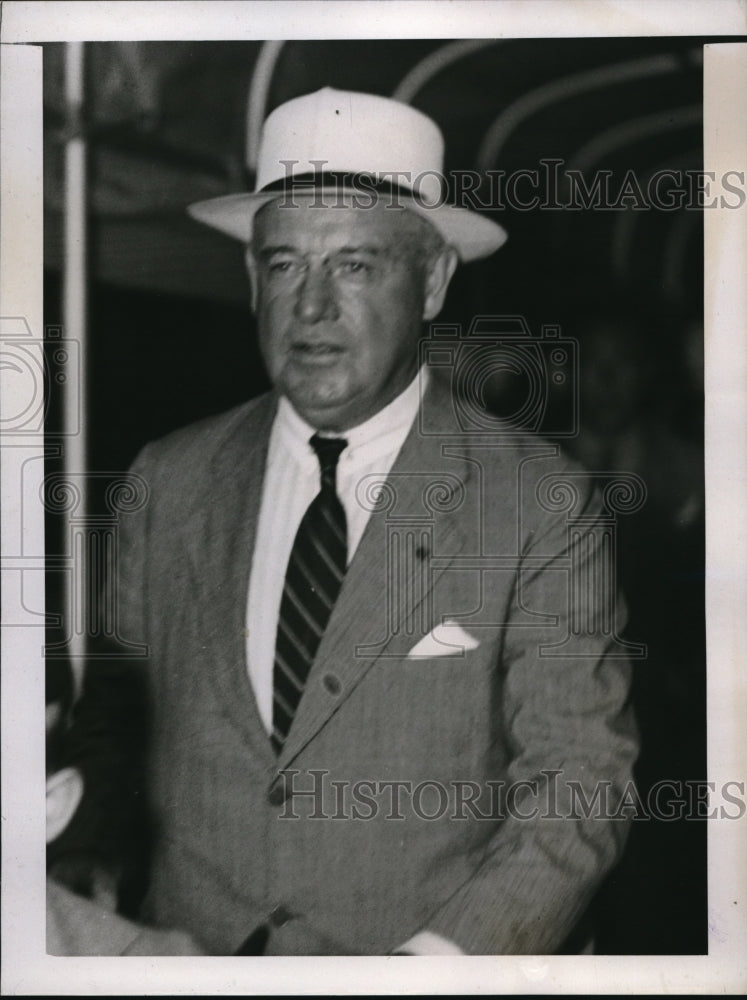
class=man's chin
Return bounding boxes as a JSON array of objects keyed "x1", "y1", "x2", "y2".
[{"x1": 283, "y1": 385, "x2": 359, "y2": 432}]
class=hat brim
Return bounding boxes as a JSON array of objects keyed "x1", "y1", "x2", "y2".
[{"x1": 187, "y1": 189, "x2": 507, "y2": 263}]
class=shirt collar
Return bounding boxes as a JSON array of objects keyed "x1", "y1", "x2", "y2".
[{"x1": 274, "y1": 366, "x2": 429, "y2": 467}]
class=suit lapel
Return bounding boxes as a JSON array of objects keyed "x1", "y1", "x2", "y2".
[
  {"x1": 279, "y1": 375, "x2": 472, "y2": 767},
  {"x1": 181, "y1": 394, "x2": 278, "y2": 765}
]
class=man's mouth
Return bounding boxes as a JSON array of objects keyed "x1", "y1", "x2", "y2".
[{"x1": 290, "y1": 341, "x2": 345, "y2": 361}]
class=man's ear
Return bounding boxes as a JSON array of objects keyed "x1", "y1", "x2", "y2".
[
  {"x1": 244, "y1": 246, "x2": 259, "y2": 312},
  {"x1": 46, "y1": 767, "x2": 84, "y2": 844},
  {"x1": 422, "y1": 245, "x2": 459, "y2": 322}
]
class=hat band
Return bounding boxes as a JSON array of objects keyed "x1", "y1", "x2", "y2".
[{"x1": 259, "y1": 170, "x2": 439, "y2": 208}]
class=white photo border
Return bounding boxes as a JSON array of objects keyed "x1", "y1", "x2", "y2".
[{"x1": 1, "y1": 1, "x2": 746, "y2": 994}]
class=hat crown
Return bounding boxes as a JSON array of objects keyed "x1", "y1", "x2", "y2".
[
  {"x1": 255, "y1": 87, "x2": 445, "y2": 203},
  {"x1": 188, "y1": 86, "x2": 507, "y2": 262}
]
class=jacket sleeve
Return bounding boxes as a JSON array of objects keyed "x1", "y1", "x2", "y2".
[{"x1": 423, "y1": 471, "x2": 640, "y2": 954}]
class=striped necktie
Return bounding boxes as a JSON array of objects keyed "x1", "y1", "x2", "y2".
[{"x1": 271, "y1": 434, "x2": 348, "y2": 753}]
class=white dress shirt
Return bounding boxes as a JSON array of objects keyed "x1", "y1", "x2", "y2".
[{"x1": 246, "y1": 368, "x2": 427, "y2": 734}]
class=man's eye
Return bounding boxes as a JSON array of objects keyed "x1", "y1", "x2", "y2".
[
  {"x1": 267, "y1": 259, "x2": 296, "y2": 273},
  {"x1": 338, "y1": 260, "x2": 370, "y2": 275}
]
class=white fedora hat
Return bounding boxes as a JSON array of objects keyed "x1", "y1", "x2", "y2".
[{"x1": 187, "y1": 87, "x2": 507, "y2": 262}]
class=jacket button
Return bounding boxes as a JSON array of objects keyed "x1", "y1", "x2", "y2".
[
  {"x1": 269, "y1": 904, "x2": 293, "y2": 928},
  {"x1": 267, "y1": 782, "x2": 286, "y2": 807},
  {"x1": 322, "y1": 673, "x2": 341, "y2": 695}
]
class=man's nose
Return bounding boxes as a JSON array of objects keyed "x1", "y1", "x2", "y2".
[{"x1": 294, "y1": 265, "x2": 339, "y2": 324}]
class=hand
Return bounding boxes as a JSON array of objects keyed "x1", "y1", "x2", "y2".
[
  {"x1": 48, "y1": 851, "x2": 120, "y2": 912},
  {"x1": 391, "y1": 931, "x2": 465, "y2": 955}
]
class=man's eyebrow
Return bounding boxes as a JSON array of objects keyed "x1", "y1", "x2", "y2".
[
  {"x1": 257, "y1": 244, "x2": 386, "y2": 257},
  {"x1": 336, "y1": 245, "x2": 382, "y2": 255},
  {"x1": 257, "y1": 244, "x2": 298, "y2": 256}
]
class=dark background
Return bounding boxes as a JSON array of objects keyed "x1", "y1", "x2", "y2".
[{"x1": 44, "y1": 38, "x2": 708, "y2": 953}]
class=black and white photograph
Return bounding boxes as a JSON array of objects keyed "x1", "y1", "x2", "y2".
[{"x1": 1, "y1": 1, "x2": 745, "y2": 994}]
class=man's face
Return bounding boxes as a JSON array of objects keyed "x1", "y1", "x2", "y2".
[{"x1": 247, "y1": 199, "x2": 456, "y2": 431}]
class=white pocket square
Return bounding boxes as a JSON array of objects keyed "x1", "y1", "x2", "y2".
[{"x1": 407, "y1": 620, "x2": 480, "y2": 658}]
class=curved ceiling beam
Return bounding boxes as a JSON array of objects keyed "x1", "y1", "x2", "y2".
[
  {"x1": 610, "y1": 148, "x2": 701, "y2": 282},
  {"x1": 552, "y1": 107, "x2": 701, "y2": 293},
  {"x1": 567, "y1": 104, "x2": 701, "y2": 175},
  {"x1": 662, "y1": 207, "x2": 699, "y2": 301},
  {"x1": 245, "y1": 40, "x2": 285, "y2": 174},
  {"x1": 392, "y1": 39, "x2": 502, "y2": 104},
  {"x1": 476, "y1": 52, "x2": 693, "y2": 170}
]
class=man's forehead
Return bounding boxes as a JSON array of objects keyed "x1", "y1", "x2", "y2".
[{"x1": 252, "y1": 197, "x2": 426, "y2": 249}]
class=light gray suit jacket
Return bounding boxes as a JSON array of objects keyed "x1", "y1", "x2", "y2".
[{"x1": 119, "y1": 373, "x2": 638, "y2": 954}]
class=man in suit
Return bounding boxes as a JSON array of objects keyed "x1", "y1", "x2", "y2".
[{"x1": 72, "y1": 87, "x2": 638, "y2": 955}]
